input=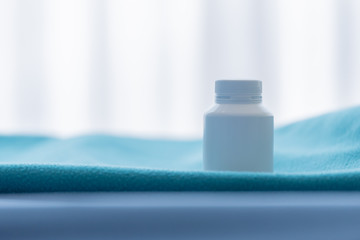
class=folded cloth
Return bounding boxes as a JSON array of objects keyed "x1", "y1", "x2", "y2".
[{"x1": 1, "y1": 106, "x2": 360, "y2": 193}]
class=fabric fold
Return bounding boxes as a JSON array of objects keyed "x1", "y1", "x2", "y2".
[{"x1": 1, "y1": 106, "x2": 360, "y2": 192}]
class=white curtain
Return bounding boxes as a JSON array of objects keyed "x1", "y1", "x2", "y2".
[{"x1": 0, "y1": 0, "x2": 360, "y2": 138}]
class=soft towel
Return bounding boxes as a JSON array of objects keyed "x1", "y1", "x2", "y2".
[{"x1": 1, "y1": 106, "x2": 360, "y2": 192}]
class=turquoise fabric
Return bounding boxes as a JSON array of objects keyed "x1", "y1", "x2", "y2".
[{"x1": 1, "y1": 106, "x2": 360, "y2": 193}]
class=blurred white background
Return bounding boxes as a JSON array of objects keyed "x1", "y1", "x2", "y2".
[{"x1": 0, "y1": 0, "x2": 360, "y2": 138}]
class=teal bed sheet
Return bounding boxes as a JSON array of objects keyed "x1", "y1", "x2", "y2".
[{"x1": 1, "y1": 106, "x2": 360, "y2": 192}]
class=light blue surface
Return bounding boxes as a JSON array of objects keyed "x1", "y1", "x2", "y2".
[
  {"x1": 1, "y1": 192, "x2": 360, "y2": 240},
  {"x1": 0, "y1": 106, "x2": 360, "y2": 192}
]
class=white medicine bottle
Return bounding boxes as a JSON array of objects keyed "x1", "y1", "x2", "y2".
[{"x1": 203, "y1": 80, "x2": 273, "y2": 172}]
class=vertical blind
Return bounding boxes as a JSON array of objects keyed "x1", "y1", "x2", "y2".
[{"x1": 0, "y1": 0, "x2": 359, "y2": 138}]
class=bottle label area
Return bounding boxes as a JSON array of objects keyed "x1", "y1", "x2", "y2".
[{"x1": 203, "y1": 115, "x2": 273, "y2": 172}]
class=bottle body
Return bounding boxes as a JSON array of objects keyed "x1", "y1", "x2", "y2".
[{"x1": 203, "y1": 103, "x2": 273, "y2": 172}]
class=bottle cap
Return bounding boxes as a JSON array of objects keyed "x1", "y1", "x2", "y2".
[{"x1": 215, "y1": 80, "x2": 262, "y2": 104}]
